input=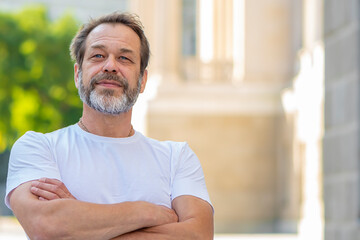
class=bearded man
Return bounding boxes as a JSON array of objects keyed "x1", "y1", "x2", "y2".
[{"x1": 5, "y1": 12, "x2": 213, "y2": 240}]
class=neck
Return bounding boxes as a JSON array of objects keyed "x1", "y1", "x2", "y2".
[{"x1": 79, "y1": 104, "x2": 134, "y2": 138}]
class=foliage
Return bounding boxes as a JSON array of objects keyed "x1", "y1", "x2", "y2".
[{"x1": 0, "y1": 6, "x2": 82, "y2": 152}]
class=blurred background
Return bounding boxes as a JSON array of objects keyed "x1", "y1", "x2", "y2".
[{"x1": 0, "y1": 0, "x2": 359, "y2": 239}]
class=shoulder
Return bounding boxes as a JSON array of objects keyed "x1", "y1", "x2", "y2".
[
  {"x1": 13, "y1": 131, "x2": 48, "y2": 150},
  {"x1": 12, "y1": 125, "x2": 74, "y2": 151},
  {"x1": 43, "y1": 125, "x2": 74, "y2": 139}
]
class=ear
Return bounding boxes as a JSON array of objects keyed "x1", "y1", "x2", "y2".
[
  {"x1": 139, "y1": 70, "x2": 148, "y2": 93},
  {"x1": 74, "y1": 63, "x2": 79, "y2": 89}
]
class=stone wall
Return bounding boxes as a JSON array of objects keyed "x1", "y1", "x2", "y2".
[{"x1": 323, "y1": 0, "x2": 360, "y2": 239}]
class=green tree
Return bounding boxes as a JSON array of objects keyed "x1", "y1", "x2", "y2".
[{"x1": 0, "y1": 6, "x2": 82, "y2": 153}]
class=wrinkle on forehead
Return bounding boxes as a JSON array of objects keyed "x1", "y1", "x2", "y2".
[{"x1": 86, "y1": 23, "x2": 141, "y2": 56}]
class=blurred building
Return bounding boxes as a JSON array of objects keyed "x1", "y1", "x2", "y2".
[
  {"x1": 1, "y1": 0, "x2": 359, "y2": 239},
  {"x1": 322, "y1": 0, "x2": 360, "y2": 239}
]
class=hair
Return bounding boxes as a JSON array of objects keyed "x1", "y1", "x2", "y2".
[{"x1": 70, "y1": 12, "x2": 150, "y2": 75}]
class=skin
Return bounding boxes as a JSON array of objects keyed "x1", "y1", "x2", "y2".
[
  {"x1": 112, "y1": 196, "x2": 214, "y2": 240},
  {"x1": 9, "y1": 23, "x2": 214, "y2": 239},
  {"x1": 29, "y1": 178, "x2": 214, "y2": 240},
  {"x1": 74, "y1": 23, "x2": 148, "y2": 138}
]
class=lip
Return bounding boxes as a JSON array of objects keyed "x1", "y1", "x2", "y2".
[{"x1": 96, "y1": 80, "x2": 123, "y2": 88}]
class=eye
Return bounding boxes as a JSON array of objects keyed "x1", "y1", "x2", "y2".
[
  {"x1": 119, "y1": 56, "x2": 130, "y2": 61},
  {"x1": 94, "y1": 54, "x2": 104, "y2": 58},
  {"x1": 119, "y1": 55, "x2": 135, "y2": 63}
]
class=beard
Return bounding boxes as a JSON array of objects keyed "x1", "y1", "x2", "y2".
[{"x1": 77, "y1": 70, "x2": 142, "y2": 115}]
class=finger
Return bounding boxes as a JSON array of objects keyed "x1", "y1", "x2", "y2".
[
  {"x1": 38, "y1": 178, "x2": 76, "y2": 199},
  {"x1": 30, "y1": 186, "x2": 60, "y2": 200},
  {"x1": 39, "y1": 178, "x2": 66, "y2": 189},
  {"x1": 32, "y1": 181, "x2": 68, "y2": 198},
  {"x1": 36, "y1": 179, "x2": 67, "y2": 196},
  {"x1": 45, "y1": 178, "x2": 76, "y2": 199},
  {"x1": 39, "y1": 177, "x2": 62, "y2": 185}
]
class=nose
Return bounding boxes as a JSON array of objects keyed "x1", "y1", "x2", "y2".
[{"x1": 102, "y1": 56, "x2": 118, "y2": 73}]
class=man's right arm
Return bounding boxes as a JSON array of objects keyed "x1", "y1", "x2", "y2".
[{"x1": 10, "y1": 181, "x2": 178, "y2": 240}]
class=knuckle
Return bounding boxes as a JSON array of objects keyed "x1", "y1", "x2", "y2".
[{"x1": 53, "y1": 185, "x2": 60, "y2": 192}]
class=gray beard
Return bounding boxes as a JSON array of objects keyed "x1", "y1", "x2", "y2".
[{"x1": 78, "y1": 70, "x2": 142, "y2": 115}]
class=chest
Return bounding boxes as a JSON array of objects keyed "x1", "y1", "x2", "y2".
[{"x1": 54, "y1": 143, "x2": 172, "y2": 207}]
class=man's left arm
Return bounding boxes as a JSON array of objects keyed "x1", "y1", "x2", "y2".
[
  {"x1": 114, "y1": 195, "x2": 214, "y2": 240},
  {"x1": 32, "y1": 179, "x2": 214, "y2": 240}
]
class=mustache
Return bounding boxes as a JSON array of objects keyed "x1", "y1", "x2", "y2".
[{"x1": 90, "y1": 73, "x2": 129, "y2": 90}]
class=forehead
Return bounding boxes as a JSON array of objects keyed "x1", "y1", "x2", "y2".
[{"x1": 85, "y1": 23, "x2": 141, "y2": 54}]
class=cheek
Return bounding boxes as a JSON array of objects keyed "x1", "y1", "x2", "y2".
[
  {"x1": 82, "y1": 69, "x2": 97, "y2": 83},
  {"x1": 83, "y1": 63, "x2": 101, "y2": 76}
]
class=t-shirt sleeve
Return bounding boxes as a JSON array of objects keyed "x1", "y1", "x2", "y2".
[
  {"x1": 171, "y1": 142, "x2": 212, "y2": 208},
  {"x1": 5, "y1": 131, "x2": 61, "y2": 209}
]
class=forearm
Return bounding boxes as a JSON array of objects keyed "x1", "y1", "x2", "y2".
[
  {"x1": 11, "y1": 182, "x2": 175, "y2": 240},
  {"x1": 34, "y1": 199, "x2": 156, "y2": 239},
  {"x1": 112, "y1": 196, "x2": 214, "y2": 240},
  {"x1": 113, "y1": 218, "x2": 213, "y2": 240}
]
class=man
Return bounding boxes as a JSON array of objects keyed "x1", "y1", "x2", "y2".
[{"x1": 5, "y1": 12, "x2": 213, "y2": 239}]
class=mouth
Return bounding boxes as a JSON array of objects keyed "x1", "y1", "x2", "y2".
[{"x1": 95, "y1": 80, "x2": 123, "y2": 88}]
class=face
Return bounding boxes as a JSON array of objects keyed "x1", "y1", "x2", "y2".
[{"x1": 75, "y1": 23, "x2": 147, "y2": 115}]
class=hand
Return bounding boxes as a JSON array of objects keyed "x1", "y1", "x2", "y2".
[
  {"x1": 152, "y1": 205, "x2": 178, "y2": 226},
  {"x1": 30, "y1": 178, "x2": 76, "y2": 201}
]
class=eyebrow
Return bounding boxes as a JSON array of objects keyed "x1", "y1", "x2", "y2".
[
  {"x1": 90, "y1": 44, "x2": 106, "y2": 50},
  {"x1": 119, "y1": 48, "x2": 136, "y2": 58},
  {"x1": 90, "y1": 44, "x2": 136, "y2": 57}
]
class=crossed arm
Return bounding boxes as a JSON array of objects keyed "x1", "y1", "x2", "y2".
[
  {"x1": 112, "y1": 196, "x2": 213, "y2": 240},
  {"x1": 9, "y1": 178, "x2": 214, "y2": 240}
]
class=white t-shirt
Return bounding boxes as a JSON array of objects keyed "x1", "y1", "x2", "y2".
[{"x1": 5, "y1": 124, "x2": 211, "y2": 209}]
